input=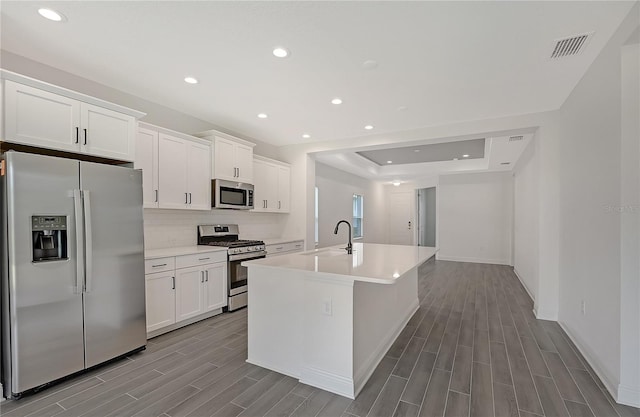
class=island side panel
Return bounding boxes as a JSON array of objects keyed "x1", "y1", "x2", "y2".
[
  {"x1": 300, "y1": 274, "x2": 356, "y2": 399},
  {"x1": 353, "y1": 267, "x2": 420, "y2": 396},
  {"x1": 247, "y1": 265, "x2": 304, "y2": 378}
]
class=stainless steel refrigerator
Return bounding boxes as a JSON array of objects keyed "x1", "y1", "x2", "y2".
[{"x1": 1, "y1": 151, "x2": 146, "y2": 398}]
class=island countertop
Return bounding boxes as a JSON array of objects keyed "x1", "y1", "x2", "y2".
[{"x1": 243, "y1": 242, "x2": 437, "y2": 284}]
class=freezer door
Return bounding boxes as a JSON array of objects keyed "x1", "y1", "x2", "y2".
[
  {"x1": 80, "y1": 162, "x2": 146, "y2": 367},
  {"x1": 3, "y1": 152, "x2": 85, "y2": 395}
]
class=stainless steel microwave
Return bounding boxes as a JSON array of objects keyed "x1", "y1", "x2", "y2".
[{"x1": 212, "y1": 179, "x2": 254, "y2": 209}]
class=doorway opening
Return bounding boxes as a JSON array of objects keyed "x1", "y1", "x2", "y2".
[{"x1": 417, "y1": 187, "x2": 436, "y2": 247}]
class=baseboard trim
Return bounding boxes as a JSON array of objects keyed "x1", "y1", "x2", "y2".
[
  {"x1": 353, "y1": 300, "x2": 419, "y2": 398},
  {"x1": 617, "y1": 383, "x2": 640, "y2": 407},
  {"x1": 300, "y1": 366, "x2": 354, "y2": 399},
  {"x1": 513, "y1": 267, "x2": 535, "y2": 302},
  {"x1": 533, "y1": 306, "x2": 558, "y2": 321},
  {"x1": 435, "y1": 255, "x2": 511, "y2": 266},
  {"x1": 246, "y1": 357, "x2": 300, "y2": 381},
  {"x1": 557, "y1": 321, "x2": 619, "y2": 403}
]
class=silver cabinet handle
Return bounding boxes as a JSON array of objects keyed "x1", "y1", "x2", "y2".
[
  {"x1": 171, "y1": 277, "x2": 175, "y2": 290},
  {"x1": 75, "y1": 127, "x2": 79, "y2": 144},
  {"x1": 83, "y1": 128, "x2": 88, "y2": 145},
  {"x1": 83, "y1": 190, "x2": 93, "y2": 293},
  {"x1": 201, "y1": 271, "x2": 204, "y2": 283},
  {"x1": 189, "y1": 192, "x2": 192, "y2": 204},
  {"x1": 185, "y1": 193, "x2": 188, "y2": 204},
  {"x1": 205, "y1": 271, "x2": 209, "y2": 282},
  {"x1": 72, "y1": 189, "x2": 84, "y2": 294},
  {"x1": 198, "y1": 257, "x2": 210, "y2": 261},
  {"x1": 152, "y1": 263, "x2": 167, "y2": 268},
  {"x1": 278, "y1": 201, "x2": 281, "y2": 209},
  {"x1": 275, "y1": 246, "x2": 284, "y2": 250},
  {"x1": 237, "y1": 168, "x2": 240, "y2": 178},
  {"x1": 295, "y1": 244, "x2": 302, "y2": 248},
  {"x1": 155, "y1": 189, "x2": 158, "y2": 202}
]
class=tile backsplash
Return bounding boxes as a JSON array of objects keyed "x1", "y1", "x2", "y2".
[{"x1": 143, "y1": 209, "x2": 287, "y2": 249}]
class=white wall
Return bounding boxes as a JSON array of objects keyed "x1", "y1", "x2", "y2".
[
  {"x1": 551, "y1": 5, "x2": 639, "y2": 405},
  {"x1": 315, "y1": 162, "x2": 386, "y2": 248},
  {"x1": 513, "y1": 138, "x2": 539, "y2": 301},
  {"x1": 437, "y1": 172, "x2": 513, "y2": 265}
]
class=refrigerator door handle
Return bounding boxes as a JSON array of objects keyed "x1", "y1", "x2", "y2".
[
  {"x1": 72, "y1": 189, "x2": 85, "y2": 294},
  {"x1": 83, "y1": 190, "x2": 93, "y2": 293}
]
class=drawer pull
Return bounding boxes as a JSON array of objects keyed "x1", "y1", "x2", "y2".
[
  {"x1": 198, "y1": 257, "x2": 210, "y2": 261},
  {"x1": 275, "y1": 246, "x2": 283, "y2": 250},
  {"x1": 171, "y1": 277, "x2": 175, "y2": 289},
  {"x1": 295, "y1": 244, "x2": 302, "y2": 248},
  {"x1": 152, "y1": 263, "x2": 167, "y2": 267}
]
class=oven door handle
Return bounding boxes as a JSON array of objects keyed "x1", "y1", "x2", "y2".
[{"x1": 228, "y1": 251, "x2": 267, "y2": 262}]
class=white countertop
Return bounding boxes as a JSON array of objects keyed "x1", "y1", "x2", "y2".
[
  {"x1": 262, "y1": 237, "x2": 305, "y2": 246},
  {"x1": 145, "y1": 245, "x2": 227, "y2": 259},
  {"x1": 243, "y1": 243, "x2": 437, "y2": 284}
]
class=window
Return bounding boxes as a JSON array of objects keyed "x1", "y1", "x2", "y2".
[
  {"x1": 352, "y1": 194, "x2": 363, "y2": 239},
  {"x1": 314, "y1": 187, "x2": 319, "y2": 245}
]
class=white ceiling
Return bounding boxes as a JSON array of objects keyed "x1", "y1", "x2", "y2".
[
  {"x1": 357, "y1": 138, "x2": 486, "y2": 166},
  {"x1": 0, "y1": 1, "x2": 634, "y2": 147}
]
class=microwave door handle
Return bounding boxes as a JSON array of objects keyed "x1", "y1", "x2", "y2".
[
  {"x1": 72, "y1": 190, "x2": 84, "y2": 294},
  {"x1": 83, "y1": 190, "x2": 93, "y2": 292}
]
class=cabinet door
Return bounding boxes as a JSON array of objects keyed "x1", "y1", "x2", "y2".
[
  {"x1": 4, "y1": 80, "x2": 81, "y2": 153},
  {"x1": 80, "y1": 103, "x2": 136, "y2": 161},
  {"x1": 277, "y1": 165, "x2": 291, "y2": 213},
  {"x1": 252, "y1": 159, "x2": 268, "y2": 212},
  {"x1": 135, "y1": 128, "x2": 159, "y2": 208},
  {"x1": 203, "y1": 263, "x2": 227, "y2": 312},
  {"x1": 175, "y1": 266, "x2": 204, "y2": 322},
  {"x1": 213, "y1": 137, "x2": 237, "y2": 181},
  {"x1": 235, "y1": 143, "x2": 254, "y2": 183},
  {"x1": 145, "y1": 271, "x2": 176, "y2": 333},
  {"x1": 264, "y1": 163, "x2": 278, "y2": 212},
  {"x1": 187, "y1": 141, "x2": 211, "y2": 210},
  {"x1": 158, "y1": 134, "x2": 188, "y2": 209}
]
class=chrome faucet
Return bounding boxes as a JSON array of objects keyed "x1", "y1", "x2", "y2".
[{"x1": 333, "y1": 220, "x2": 353, "y2": 254}]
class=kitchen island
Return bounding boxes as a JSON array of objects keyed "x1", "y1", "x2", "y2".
[{"x1": 243, "y1": 243, "x2": 437, "y2": 399}]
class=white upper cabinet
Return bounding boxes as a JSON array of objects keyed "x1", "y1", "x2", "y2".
[
  {"x1": 80, "y1": 103, "x2": 135, "y2": 161},
  {"x1": 194, "y1": 130, "x2": 255, "y2": 183},
  {"x1": 139, "y1": 123, "x2": 211, "y2": 211},
  {"x1": 2, "y1": 73, "x2": 144, "y2": 161},
  {"x1": 135, "y1": 127, "x2": 159, "y2": 208},
  {"x1": 252, "y1": 156, "x2": 291, "y2": 213}
]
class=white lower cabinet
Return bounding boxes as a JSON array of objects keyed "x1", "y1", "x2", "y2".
[
  {"x1": 145, "y1": 271, "x2": 176, "y2": 333},
  {"x1": 144, "y1": 250, "x2": 227, "y2": 336}
]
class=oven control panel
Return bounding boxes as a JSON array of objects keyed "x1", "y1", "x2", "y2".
[{"x1": 228, "y1": 245, "x2": 266, "y2": 255}]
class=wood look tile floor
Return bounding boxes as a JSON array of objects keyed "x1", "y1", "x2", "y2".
[{"x1": 2, "y1": 261, "x2": 639, "y2": 417}]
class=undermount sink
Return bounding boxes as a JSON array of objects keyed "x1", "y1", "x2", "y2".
[{"x1": 301, "y1": 248, "x2": 351, "y2": 257}]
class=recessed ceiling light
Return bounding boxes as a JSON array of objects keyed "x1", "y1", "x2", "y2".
[
  {"x1": 462, "y1": 154, "x2": 470, "y2": 158},
  {"x1": 392, "y1": 272, "x2": 400, "y2": 278},
  {"x1": 392, "y1": 182, "x2": 401, "y2": 187},
  {"x1": 364, "y1": 125, "x2": 374, "y2": 130},
  {"x1": 387, "y1": 160, "x2": 393, "y2": 164},
  {"x1": 272, "y1": 47, "x2": 289, "y2": 58},
  {"x1": 257, "y1": 113, "x2": 268, "y2": 119},
  {"x1": 184, "y1": 77, "x2": 198, "y2": 84},
  {"x1": 414, "y1": 149, "x2": 420, "y2": 153},
  {"x1": 38, "y1": 8, "x2": 64, "y2": 21},
  {"x1": 331, "y1": 98, "x2": 343, "y2": 105},
  {"x1": 302, "y1": 134, "x2": 311, "y2": 139}
]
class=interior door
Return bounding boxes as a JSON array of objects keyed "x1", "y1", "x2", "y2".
[
  {"x1": 4, "y1": 152, "x2": 85, "y2": 395},
  {"x1": 80, "y1": 161, "x2": 146, "y2": 368},
  {"x1": 388, "y1": 191, "x2": 415, "y2": 245}
]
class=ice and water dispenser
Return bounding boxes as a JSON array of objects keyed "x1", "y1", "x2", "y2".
[{"x1": 31, "y1": 215, "x2": 68, "y2": 262}]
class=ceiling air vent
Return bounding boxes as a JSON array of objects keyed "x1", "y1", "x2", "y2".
[
  {"x1": 550, "y1": 32, "x2": 593, "y2": 59},
  {"x1": 508, "y1": 135, "x2": 524, "y2": 142}
]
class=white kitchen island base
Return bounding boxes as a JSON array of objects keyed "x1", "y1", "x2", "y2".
[{"x1": 245, "y1": 243, "x2": 437, "y2": 399}]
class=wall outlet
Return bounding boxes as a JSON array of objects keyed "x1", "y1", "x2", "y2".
[
  {"x1": 580, "y1": 300, "x2": 586, "y2": 315},
  {"x1": 321, "y1": 297, "x2": 332, "y2": 316}
]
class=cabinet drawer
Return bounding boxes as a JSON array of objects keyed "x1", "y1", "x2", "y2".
[
  {"x1": 145, "y1": 257, "x2": 175, "y2": 274},
  {"x1": 266, "y1": 240, "x2": 304, "y2": 256},
  {"x1": 176, "y1": 251, "x2": 227, "y2": 269}
]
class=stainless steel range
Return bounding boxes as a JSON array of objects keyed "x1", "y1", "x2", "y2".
[{"x1": 197, "y1": 224, "x2": 266, "y2": 311}]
